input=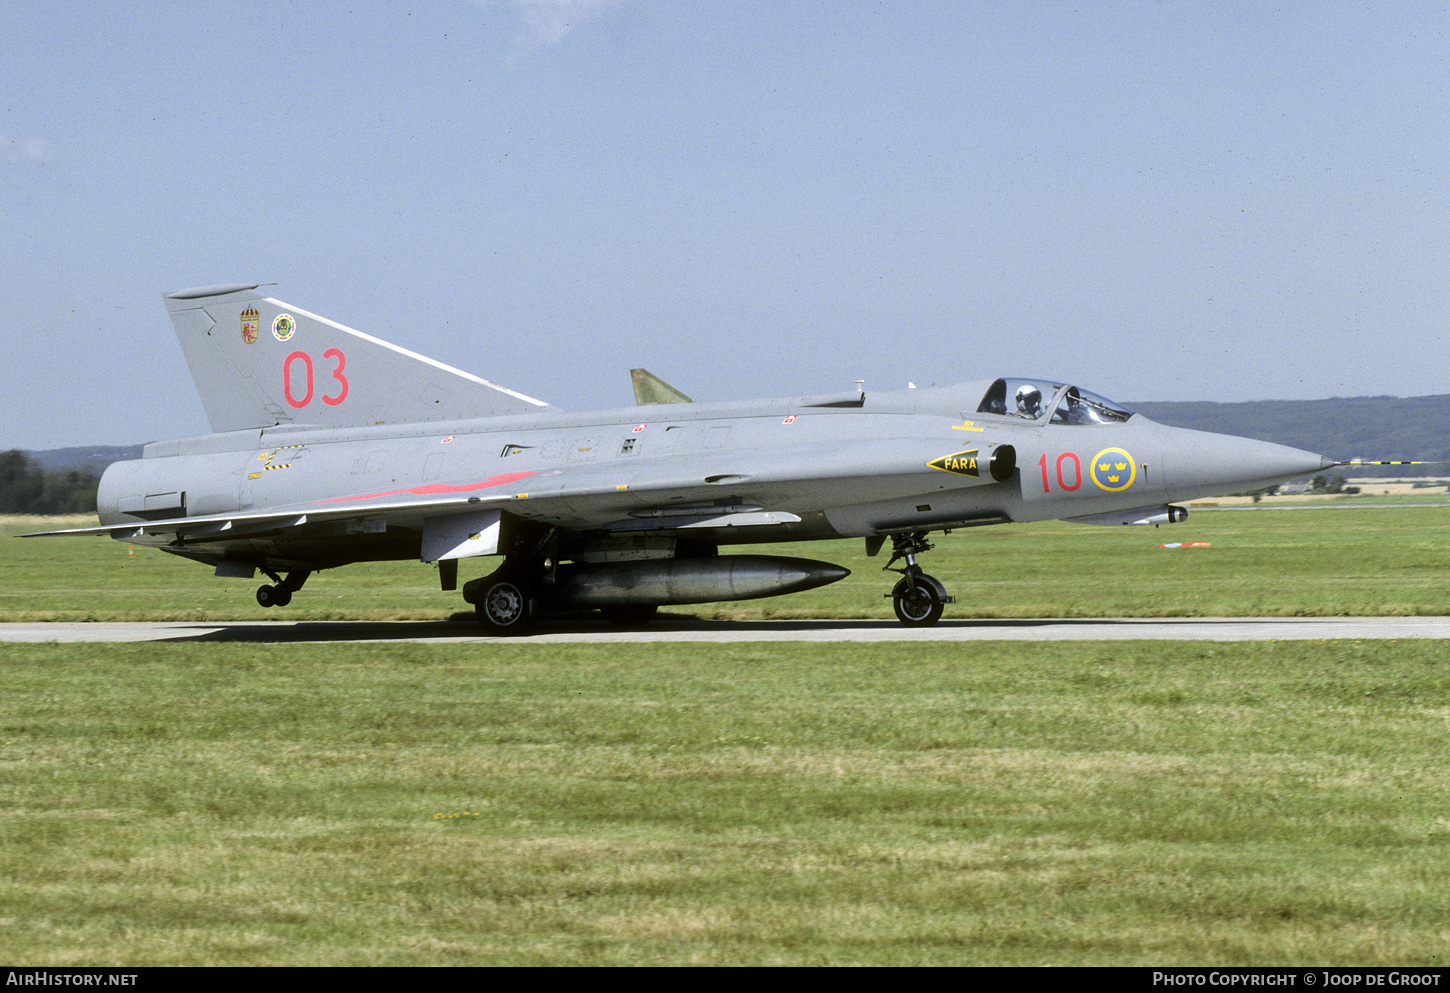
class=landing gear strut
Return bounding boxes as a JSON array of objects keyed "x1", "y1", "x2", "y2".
[
  {"x1": 256, "y1": 569, "x2": 311, "y2": 608},
  {"x1": 883, "y1": 531, "x2": 952, "y2": 627}
]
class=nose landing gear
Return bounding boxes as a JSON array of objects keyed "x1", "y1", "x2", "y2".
[{"x1": 883, "y1": 531, "x2": 953, "y2": 627}]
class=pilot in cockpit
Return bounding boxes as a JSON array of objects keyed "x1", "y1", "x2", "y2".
[{"x1": 1015, "y1": 384, "x2": 1043, "y2": 418}]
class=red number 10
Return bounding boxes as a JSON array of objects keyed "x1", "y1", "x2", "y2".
[{"x1": 1037, "y1": 452, "x2": 1082, "y2": 493}]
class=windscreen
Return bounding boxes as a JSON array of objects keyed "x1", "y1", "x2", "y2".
[{"x1": 977, "y1": 378, "x2": 1133, "y2": 424}]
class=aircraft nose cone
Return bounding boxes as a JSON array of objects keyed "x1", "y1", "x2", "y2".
[
  {"x1": 1231, "y1": 436, "x2": 1334, "y2": 484},
  {"x1": 1159, "y1": 428, "x2": 1333, "y2": 499}
]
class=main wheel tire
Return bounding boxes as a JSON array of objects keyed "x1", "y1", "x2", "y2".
[
  {"x1": 600, "y1": 604, "x2": 659, "y2": 629},
  {"x1": 891, "y1": 574, "x2": 947, "y2": 627},
  {"x1": 257, "y1": 585, "x2": 294, "y2": 607},
  {"x1": 476, "y1": 578, "x2": 534, "y2": 635}
]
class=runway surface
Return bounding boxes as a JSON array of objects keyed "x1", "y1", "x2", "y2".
[{"x1": 4, "y1": 616, "x2": 1450, "y2": 644}]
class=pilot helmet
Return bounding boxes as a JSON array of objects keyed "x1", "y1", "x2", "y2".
[{"x1": 1015, "y1": 384, "x2": 1042, "y2": 415}]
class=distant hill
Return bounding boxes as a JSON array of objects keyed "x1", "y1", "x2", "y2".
[
  {"x1": 25, "y1": 445, "x2": 145, "y2": 475},
  {"x1": 1131, "y1": 395, "x2": 1450, "y2": 479}
]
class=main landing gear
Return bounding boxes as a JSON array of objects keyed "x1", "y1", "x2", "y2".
[
  {"x1": 473, "y1": 572, "x2": 534, "y2": 634},
  {"x1": 465, "y1": 564, "x2": 666, "y2": 634},
  {"x1": 463, "y1": 561, "x2": 540, "y2": 635},
  {"x1": 255, "y1": 569, "x2": 311, "y2": 608},
  {"x1": 883, "y1": 531, "x2": 953, "y2": 627}
]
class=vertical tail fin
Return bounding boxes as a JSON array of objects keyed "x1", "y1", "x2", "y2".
[{"x1": 163, "y1": 283, "x2": 553, "y2": 433}]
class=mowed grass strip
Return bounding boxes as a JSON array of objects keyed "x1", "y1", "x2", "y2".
[
  {"x1": 4, "y1": 506, "x2": 1449, "y2": 621},
  {"x1": 0, "y1": 640, "x2": 1446, "y2": 965}
]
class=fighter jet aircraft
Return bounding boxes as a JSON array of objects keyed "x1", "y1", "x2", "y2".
[{"x1": 26, "y1": 282, "x2": 1349, "y2": 633}]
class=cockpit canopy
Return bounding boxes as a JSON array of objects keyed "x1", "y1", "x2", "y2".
[{"x1": 977, "y1": 378, "x2": 1134, "y2": 425}]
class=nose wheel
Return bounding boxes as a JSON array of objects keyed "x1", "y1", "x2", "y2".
[
  {"x1": 891, "y1": 573, "x2": 948, "y2": 626},
  {"x1": 883, "y1": 531, "x2": 953, "y2": 627}
]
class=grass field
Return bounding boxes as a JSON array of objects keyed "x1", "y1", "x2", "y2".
[
  {"x1": 5, "y1": 504, "x2": 1449, "y2": 622},
  {"x1": 0, "y1": 640, "x2": 1447, "y2": 966},
  {"x1": 2, "y1": 508, "x2": 1448, "y2": 965}
]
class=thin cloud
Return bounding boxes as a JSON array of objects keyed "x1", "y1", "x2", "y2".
[
  {"x1": 476, "y1": 0, "x2": 638, "y2": 61},
  {"x1": 518, "y1": 0, "x2": 631, "y2": 44},
  {"x1": 3, "y1": 135, "x2": 56, "y2": 166}
]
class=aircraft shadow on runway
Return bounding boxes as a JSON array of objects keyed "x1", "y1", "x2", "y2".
[{"x1": 159, "y1": 614, "x2": 1145, "y2": 643}]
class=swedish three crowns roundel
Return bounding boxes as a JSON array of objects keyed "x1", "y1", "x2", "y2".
[{"x1": 1090, "y1": 448, "x2": 1135, "y2": 491}]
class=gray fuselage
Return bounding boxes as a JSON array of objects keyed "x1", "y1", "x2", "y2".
[{"x1": 98, "y1": 378, "x2": 1329, "y2": 575}]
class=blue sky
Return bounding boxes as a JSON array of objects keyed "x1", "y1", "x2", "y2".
[{"x1": 4, "y1": 1, "x2": 1449, "y2": 448}]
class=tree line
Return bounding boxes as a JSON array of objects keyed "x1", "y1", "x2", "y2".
[{"x1": 0, "y1": 450, "x2": 99, "y2": 515}]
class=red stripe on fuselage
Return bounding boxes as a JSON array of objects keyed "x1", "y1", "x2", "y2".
[{"x1": 312, "y1": 470, "x2": 538, "y2": 504}]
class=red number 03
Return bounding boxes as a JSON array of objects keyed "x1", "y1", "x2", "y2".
[
  {"x1": 283, "y1": 349, "x2": 350, "y2": 409},
  {"x1": 1037, "y1": 452, "x2": 1082, "y2": 493}
]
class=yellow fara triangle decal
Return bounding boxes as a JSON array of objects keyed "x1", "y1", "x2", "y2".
[{"x1": 929, "y1": 450, "x2": 980, "y2": 476}]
